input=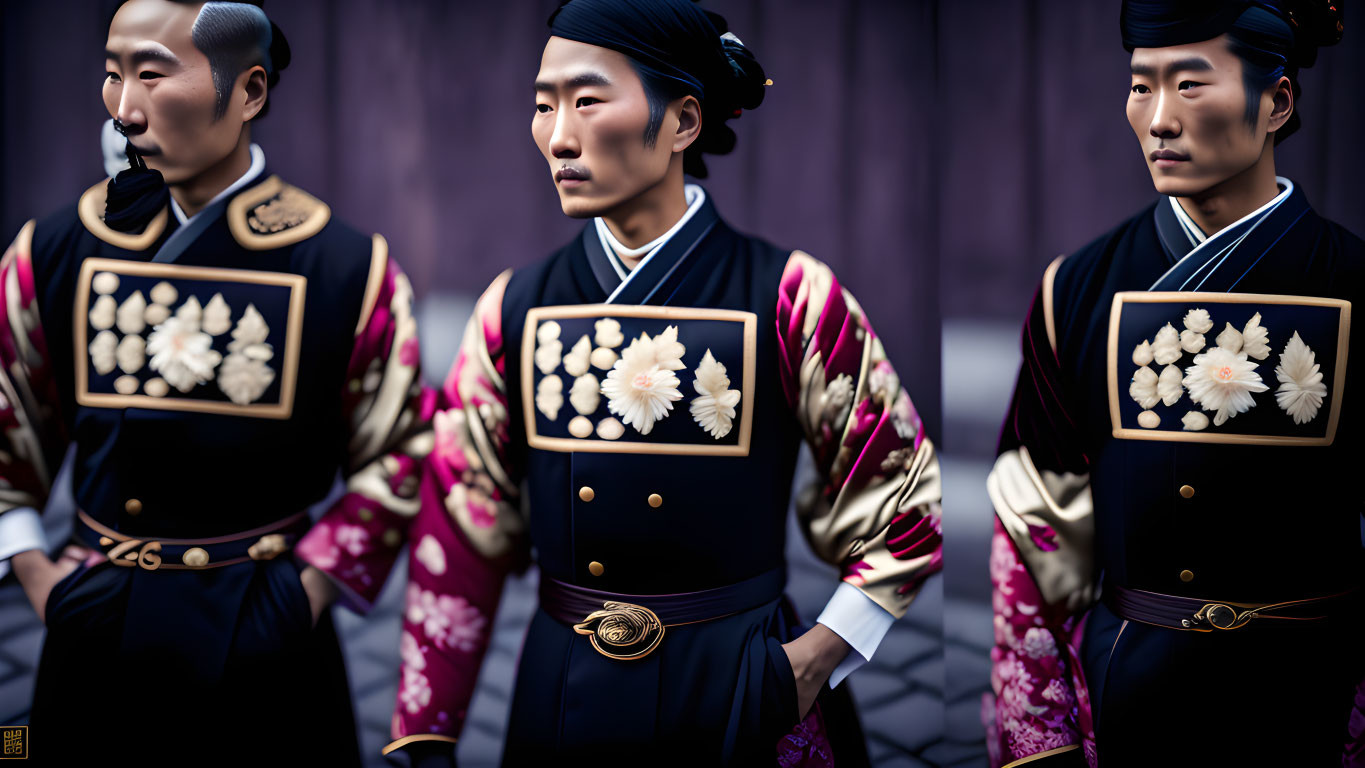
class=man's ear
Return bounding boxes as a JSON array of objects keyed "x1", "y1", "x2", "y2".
[
  {"x1": 239, "y1": 65, "x2": 269, "y2": 122},
  {"x1": 671, "y1": 94, "x2": 702, "y2": 153},
  {"x1": 1266, "y1": 75, "x2": 1293, "y2": 135}
]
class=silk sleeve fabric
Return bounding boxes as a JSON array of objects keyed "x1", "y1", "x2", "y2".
[
  {"x1": 0, "y1": 221, "x2": 67, "y2": 525},
  {"x1": 389, "y1": 270, "x2": 528, "y2": 749},
  {"x1": 775, "y1": 251, "x2": 942, "y2": 619},
  {"x1": 986, "y1": 260, "x2": 1097, "y2": 768},
  {"x1": 296, "y1": 242, "x2": 435, "y2": 611}
]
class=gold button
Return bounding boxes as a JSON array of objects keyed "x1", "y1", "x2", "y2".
[
  {"x1": 1179, "y1": 569, "x2": 1194, "y2": 582},
  {"x1": 579, "y1": 486, "x2": 595, "y2": 502},
  {"x1": 183, "y1": 547, "x2": 210, "y2": 567},
  {"x1": 1179, "y1": 485, "x2": 1195, "y2": 499},
  {"x1": 647, "y1": 493, "x2": 663, "y2": 508},
  {"x1": 125, "y1": 498, "x2": 143, "y2": 515},
  {"x1": 588, "y1": 561, "x2": 604, "y2": 577}
]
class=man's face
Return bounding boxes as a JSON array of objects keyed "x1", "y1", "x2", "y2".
[
  {"x1": 1127, "y1": 36, "x2": 1272, "y2": 198},
  {"x1": 103, "y1": 0, "x2": 242, "y2": 184},
  {"x1": 533, "y1": 37, "x2": 677, "y2": 218}
]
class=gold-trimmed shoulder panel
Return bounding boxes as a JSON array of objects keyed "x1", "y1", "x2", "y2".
[
  {"x1": 354, "y1": 234, "x2": 390, "y2": 335},
  {"x1": 77, "y1": 179, "x2": 169, "y2": 251},
  {"x1": 227, "y1": 175, "x2": 331, "y2": 251},
  {"x1": 381, "y1": 734, "x2": 458, "y2": 755}
]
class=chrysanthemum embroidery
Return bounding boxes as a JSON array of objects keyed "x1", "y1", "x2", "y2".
[
  {"x1": 1181, "y1": 347, "x2": 1268, "y2": 426},
  {"x1": 1274, "y1": 331, "x2": 1327, "y2": 424},
  {"x1": 217, "y1": 303, "x2": 275, "y2": 405},
  {"x1": 1129, "y1": 365, "x2": 1159, "y2": 410},
  {"x1": 147, "y1": 313, "x2": 222, "y2": 393},
  {"x1": 689, "y1": 349, "x2": 741, "y2": 439},
  {"x1": 1151, "y1": 323, "x2": 1181, "y2": 365},
  {"x1": 601, "y1": 326, "x2": 685, "y2": 435},
  {"x1": 535, "y1": 375, "x2": 563, "y2": 421}
]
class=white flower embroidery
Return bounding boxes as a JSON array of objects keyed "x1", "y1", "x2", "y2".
[
  {"x1": 822, "y1": 373, "x2": 856, "y2": 426},
  {"x1": 534, "y1": 339, "x2": 563, "y2": 375},
  {"x1": 689, "y1": 349, "x2": 741, "y2": 439},
  {"x1": 1215, "y1": 322, "x2": 1243, "y2": 354},
  {"x1": 590, "y1": 346, "x2": 618, "y2": 370},
  {"x1": 1182, "y1": 347, "x2": 1268, "y2": 426},
  {"x1": 334, "y1": 524, "x2": 369, "y2": 557},
  {"x1": 145, "y1": 377, "x2": 169, "y2": 398},
  {"x1": 92, "y1": 272, "x2": 119, "y2": 295},
  {"x1": 594, "y1": 317, "x2": 623, "y2": 348},
  {"x1": 116, "y1": 334, "x2": 146, "y2": 374},
  {"x1": 569, "y1": 373, "x2": 600, "y2": 415},
  {"x1": 1157, "y1": 364, "x2": 1183, "y2": 406},
  {"x1": 563, "y1": 334, "x2": 592, "y2": 377},
  {"x1": 116, "y1": 290, "x2": 147, "y2": 335},
  {"x1": 89, "y1": 295, "x2": 116, "y2": 331},
  {"x1": 1152, "y1": 323, "x2": 1181, "y2": 365},
  {"x1": 89, "y1": 330, "x2": 118, "y2": 375},
  {"x1": 1241, "y1": 312, "x2": 1270, "y2": 361},
  {"x1": 176, "y1": 295, "x2": 203, "y2": 333},
  {"x1": 1274, "y1": 331, "x2": 1327, "y2": 425},
  {"x1": 568, "y1": 415, "x2": 594, "y2": 438},
  {"x1": 400, "y1": 630, "x2": 426, "y2": 671},
  {"x1": 1179, "y1": 329, "x2": 1205, "y2": 354},
  {"x1": 601, "y1": 328, "x2": 685, "y2": 435},
  {"x1": 1132, "y1": 340, "x2": 1154, "y2": 367},
  {"x1": 1129, "y1": 365, "x2": 1159, "y2": 410},
  {"x1": 1137, "y1": 410, "x2": 1160, "y2": 429},
  {"x1": 536, "y1": 320, "x2": 561, "y2": 344},
  {"x1": 596, "y1": 416, "x2": 625, "y2": 440},
  {"x1": 149, "y1": 281, "x2": 177, "y2": 306},
  {"x1": 1183, "y1": 308, "x2": 1213, "y2": 334},
  {"x1": 406, "y1": 585, "x2": 486, "y2": 652},
  {"x1": 535, "y1": 375, "x2": 563, "y2": 421},
  {"x1": 217, "y1": 304, "x2": 275, "y2": 405},
  {"x1": 113, "y1": 375, "x2": 139, "y2": 395},
  {"x1": 147, "y1": 316, "x2": 221, "y2": 393},
  {"x1": 399, "y1": 667, "x2": 431, "y2": 714},
  {"x1": 144, "y1": 303, "x2": 170, "y2": 326},
  {"x1": 1182, "y1": 411, "x2": 1209, "y2": 431},
  {"x1": 415, "y1": 535, "x2": 447, "y2": 576},
  {"x1": 202, "y1": 293, "x2": 232, "y2": 336}
]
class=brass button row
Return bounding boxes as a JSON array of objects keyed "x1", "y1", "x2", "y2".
[
  {"x1": 588, "y1": 561, "x2": 604, "y2": 577},
  {"x1": 577, "y1": 487, "x2": 664, "y2": 508},
  {"x1": 1179, "y1": 485, "x2": 1195, "y2": 499},
  {"x1": 125, "y1": 498, "x2": 142, "y2": 515}
]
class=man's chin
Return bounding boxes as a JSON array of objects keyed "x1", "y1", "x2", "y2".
[
  {"x1": 558, "y1": 194, "x2": 611, "y2": 220},
  {"x1": 1149, "y1": 170, "x2": 1219, "y2": 200}
]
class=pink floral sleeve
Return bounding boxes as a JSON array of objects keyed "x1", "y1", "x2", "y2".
[
  {"x1": 297, "y1": 238, "x2": 436, "y2": 611},
  {"x1": 0, "y1": 221, "x2": 67, "y2": 515},
  {"x1": 775, "y1": 251, "x2": 942, "y2": 619},
  {"x1": 387, "y1": 270, "x2": 528, "y2": 752}
]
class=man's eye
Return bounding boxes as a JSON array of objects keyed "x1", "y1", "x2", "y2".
[
  {"x1": 106, "y1": 72, "x2": 121, "y2": 83},
  {"x1": 1130, "y1": 84, "x2": 1150, "y2": 95},
  {"x1": 536, "y1": 104, "x2": 552, "y2": 114},
  {"x1": 139, "y1": 71, "x2": 165, "y2": 81},
  {"x1": 576, "y1": 97, "x2": 600, "y2": 108},
  {"x1": 1178, "y1": 80, "x2": 1202, "y2": 91}
]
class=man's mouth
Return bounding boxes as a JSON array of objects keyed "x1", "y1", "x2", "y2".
[
  {"x1": 555, "y1": 166, "x2": 590, "y2": 184},
  {"x1": 127, "y1": 140, "x2": 163, "y2": 158},
  {"x1": 1150, "y1": 148, "x2": 1189, "y2": 168}
]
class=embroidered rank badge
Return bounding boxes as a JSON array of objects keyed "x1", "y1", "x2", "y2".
[
  {"x1": 1107, "y1": 291, "x2": 1350, "y2": 446},
  {"x1": 522, "y1": 305, "x2": 756, "y2": 456},
  {"x1": 74, "y1": 258, "x2": 306, "y2": 419}
]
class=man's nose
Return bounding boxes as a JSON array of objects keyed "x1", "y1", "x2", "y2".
[
  {"x1": 549, "y1": 111, "x2": 580, "y2": 159},
  {"x1": 1149, "y1": 90, "x2": 1180, "y2": 139},
  {"x1": 115, "y1": 87, "x2": 148, "y2": 134}
]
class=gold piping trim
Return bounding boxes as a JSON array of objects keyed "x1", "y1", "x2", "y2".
[
  {"x1": 73, "y1": 257, "x2": 307, "y2": 419},
  {"x1": 354, "y1": 233, "x2": 389, "y2": 335},
  {"x1": 1002, "y1": 744, "x2": 1081, "y2": 767},
  {"x1": 1106, "y1": 291, "x2": 1349, "y2": 446},
  {"x1": 1042, "y1": 255, "x2": 1065, "y2": 354},
  {"x1": 381, "y1": 734, "x2": 458, "y2": 755},
  {"x1": 226, "y1": 175, "x2": 331, "y2": 251},
  {"x1": 522, "y1": 304, "x2": 757, "y2": 456},
  {"x1": 76, "y1": 179, "x2": 169, "y2": 251}
]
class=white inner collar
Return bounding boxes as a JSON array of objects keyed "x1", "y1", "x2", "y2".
[
  {"x1": 595, "y1": 184, "x2": 706, "y2": 281},
  {"x1": 169, "y1": 143, "x2": 267, "y2": 226}
]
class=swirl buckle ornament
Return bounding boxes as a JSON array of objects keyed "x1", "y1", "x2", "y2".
[
  {"x1": 572, "y1": 601, "x2": 665, "y2": 661},
  {"x1": 107, "y1": 539, "x2": 163, "y2": 571},
  {"x1": 1184, "y1": 602, "x2": 1254, "y2": 630}
]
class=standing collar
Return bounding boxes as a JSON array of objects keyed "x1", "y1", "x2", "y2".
[{"x1": 582, "y1": 183, "x2": 720, "y2": 306}]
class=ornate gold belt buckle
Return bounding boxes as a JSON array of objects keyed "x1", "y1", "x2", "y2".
[
  {"x1": 107, "y1": 539, "x2": 163, "y2": 571},
  {"x1": 572, "y1": 601, "x2": 665, "y2": 661},
  {"x1": 1192, "y1": 602, "x2": 1253, "y2": 630}
]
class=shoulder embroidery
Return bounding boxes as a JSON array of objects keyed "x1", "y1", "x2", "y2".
[
  {"x1": 77, "y1": 179, "x2": 170, "y2": 251},
  {"x1": 227, "y1": 175, "x2": 331, "y2": 251}
]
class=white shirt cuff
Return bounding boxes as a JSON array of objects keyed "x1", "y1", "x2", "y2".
[
  {"x1": 815, "y1": 582, "x2": 896, "y2": 688},
  {"x1": 0, "y1": 507, "x2": 48, "y2": 581}
]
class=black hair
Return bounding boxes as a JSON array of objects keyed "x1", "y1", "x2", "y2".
[
  {"x1": 112, "y1": 0, "x2": 291, "y2": 121},
  {"x1": 548, "y1": 0, "x2": 768, "y2": 178}
]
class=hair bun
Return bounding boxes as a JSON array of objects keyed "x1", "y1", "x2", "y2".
[
  {"x1": 268, "y1": 20, "x2": 292, "y2": 81},
  {"x1": 1287, "y1": 0, "x2": 1344, "y2": 67}
]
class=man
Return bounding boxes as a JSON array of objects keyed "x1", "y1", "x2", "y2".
[
  {"x1": 987, "y1": 1, "x2": 1362, "y2": 766},
  {"x1": 385, "y1": 0, "x2": 941, "y2": 765},
  {"x1": 0, "y1": 0, "x2": 428, "y2": 761}
]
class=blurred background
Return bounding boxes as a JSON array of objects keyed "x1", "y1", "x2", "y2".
[
  {"x1": 0, "y1": 1, "x2": 948, "y2": 766},
  {"x1": 936, "y1": 3, "x2": 1365, "y2": 767}
]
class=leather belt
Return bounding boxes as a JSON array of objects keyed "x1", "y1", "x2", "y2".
[
  {"x1": 1108, "y1": 584, "x2": 1354, "y2": 632},
  {"x1": 76, "y1": 510, "x2": 311, "y2": 571},
  {"x1": 539, "y1": 568, "x2": 786, "y2": 661}
]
